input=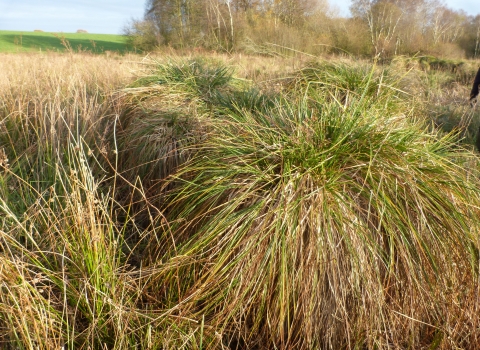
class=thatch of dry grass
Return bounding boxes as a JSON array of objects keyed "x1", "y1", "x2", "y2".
[{"x1": 1, "y1": 52, "x2": 480, "y2": 349}]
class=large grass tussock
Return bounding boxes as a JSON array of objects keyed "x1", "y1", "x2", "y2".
[
  {"x1": 0, "y1": 53, "x2": 480, "y2": 349},
  {"x1": 155, "y1": 61, "x2": 480, "y2": 348}
]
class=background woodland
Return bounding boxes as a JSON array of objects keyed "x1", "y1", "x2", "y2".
[{"x1": 125, "y1": 0, "x2": 480, "y2": 59}]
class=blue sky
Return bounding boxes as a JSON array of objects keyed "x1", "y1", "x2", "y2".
[
  {"x1": 0, "y1": 1, "x2": 146, "y2": 34},
  {"x1": 0, "y1": 0, "x2": 478, "y2": 35}
]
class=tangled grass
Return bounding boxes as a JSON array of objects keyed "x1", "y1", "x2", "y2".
[
  {"x1": 154, "y1": 61, "x2": 480, "y2": 348},
  {"x1": 0, "y1": 52, "x2": 480, "y2": 349}
]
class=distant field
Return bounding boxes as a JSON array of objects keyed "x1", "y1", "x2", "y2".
[{"x1": 0, "y1": 30, "x2": 134, "y2": 53}]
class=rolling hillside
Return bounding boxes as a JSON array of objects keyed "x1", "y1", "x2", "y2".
[{"x1": 0, "y1": 30, "x2": 134, "y2": 53}]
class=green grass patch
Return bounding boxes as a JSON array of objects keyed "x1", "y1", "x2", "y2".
[{"x1": 0, "y1": 30, "x2": 134, "y2": 54}]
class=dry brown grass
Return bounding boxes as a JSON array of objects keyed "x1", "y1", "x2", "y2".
[
  {"x1": 1, "y1": 51, "x2": 480, "y2": 349},
  {"x1": 0, "y1": 52, "x2": 140, "y2": 89}
]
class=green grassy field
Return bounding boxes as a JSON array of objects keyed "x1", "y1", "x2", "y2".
[{"x1": 0, "y1": 30, "x2": 133, "y2": 53}]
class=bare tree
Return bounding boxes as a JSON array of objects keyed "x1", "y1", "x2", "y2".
[
  {"x1": 270, "y1": 0, "x2": 318, "y2": 26},
  {"x1": 231, "y1": 0, "x2": 263, "y2": 12},
  {"x1": 351, "y1": 0, "x2": 403, "y2": 57},
  {"x1": 473, "y1": 15, "x2": 480, "y2": 58},
  {"x1": 429, "y1": 7, "x2": 466, "y2": 45}
]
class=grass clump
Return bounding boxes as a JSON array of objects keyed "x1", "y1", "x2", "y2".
[
  {"x1": 152, "y1": 64, "x2": 480, "y2": 348},
  {"x1": 131, "y1": 57, "x2": 235, "y2": 104},
  {"x1": 294, "y1": 60, "x2": 413, "y2": 112},
  {"x1": 113, "y1": 57, "x2": 232, "y2": 214},
  {"x1": 0, "y1": 53, "x2": 191, "y2": 349}
]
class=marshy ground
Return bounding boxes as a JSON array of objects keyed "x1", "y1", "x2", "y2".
[{"x1": 1, "y1": 51, "x2": 480, "y2": 349}]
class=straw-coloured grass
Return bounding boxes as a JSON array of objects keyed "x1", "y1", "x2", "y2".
[
  {"x1": 153, "y1": 65, "x2": 480, "y2": 348},
  {"x1": 1, "y1": 52, "x2": 480, "y2": 349}
]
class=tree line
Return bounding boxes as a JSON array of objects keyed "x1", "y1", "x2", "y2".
[{"x1": 124, "y1": 0, "x2": 480, "y2": 58}]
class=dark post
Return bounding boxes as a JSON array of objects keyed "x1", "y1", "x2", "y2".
[
  {"x1": 471, "y1": 68, "x2": 480, "y2": 151},
  {"x1": 470, "y1": 67, "x2": 480, "y2": 103}
]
